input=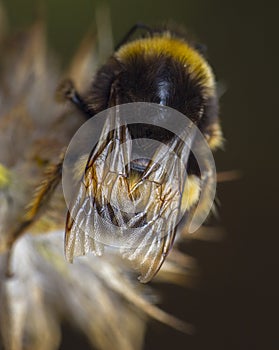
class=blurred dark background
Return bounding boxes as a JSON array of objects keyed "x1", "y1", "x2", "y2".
[{"x1": 2, "y1": 0, "x2": 277, "y2": 349}]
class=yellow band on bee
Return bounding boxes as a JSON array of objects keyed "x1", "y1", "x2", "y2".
[
  {"x1": 181, "y1": 175, "x2": 201, "y2": 211},
  {"x1": 116, "y1": 34, "x2": 215, "y2": 96}
]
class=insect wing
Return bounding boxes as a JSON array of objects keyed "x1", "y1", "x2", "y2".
[{"x1": 65, "y1": 110, "x2": 193, "y2": 283}]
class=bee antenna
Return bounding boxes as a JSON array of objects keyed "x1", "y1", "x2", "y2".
[
  {"x1": 56, "y1": 79, "x2": 94, "y2": 119},
  {"x1": 115, "y1": 23, "x2": 153, "y2": 51}
]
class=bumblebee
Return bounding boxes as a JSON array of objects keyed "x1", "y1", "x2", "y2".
[{"x1": 9, "y1": 24, "x2": 223, "y2": 282}]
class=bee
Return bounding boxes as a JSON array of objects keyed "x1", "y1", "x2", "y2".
[{"x1": 8, "y1": 24, "x2": 223, "y2": 282}]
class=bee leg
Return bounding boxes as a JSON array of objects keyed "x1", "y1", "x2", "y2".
[
  {"x1": 4, "y1": 155, "x2": 64, "y2": 277},
  {"x1": 115, "y1": 23, "x2": 152, "y2": 50},
  {"x1": 21, "y1": 155, "x2": 64, "y2": 236},
  {"x1": 56, "y1": 79, "x2": 93, "y2": 119}
]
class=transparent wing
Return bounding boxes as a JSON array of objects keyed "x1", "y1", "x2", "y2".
[
  {"x1": 65, "y1": 110, "x2": 193, "y2": 283},
  {"x1": 120, "y1": 132, "x2": 192, "y2": 283}
]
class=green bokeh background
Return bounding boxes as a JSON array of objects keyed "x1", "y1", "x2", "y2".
[{"x1": 2, "y1": 1, "x2": 277, "y2": 350}]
